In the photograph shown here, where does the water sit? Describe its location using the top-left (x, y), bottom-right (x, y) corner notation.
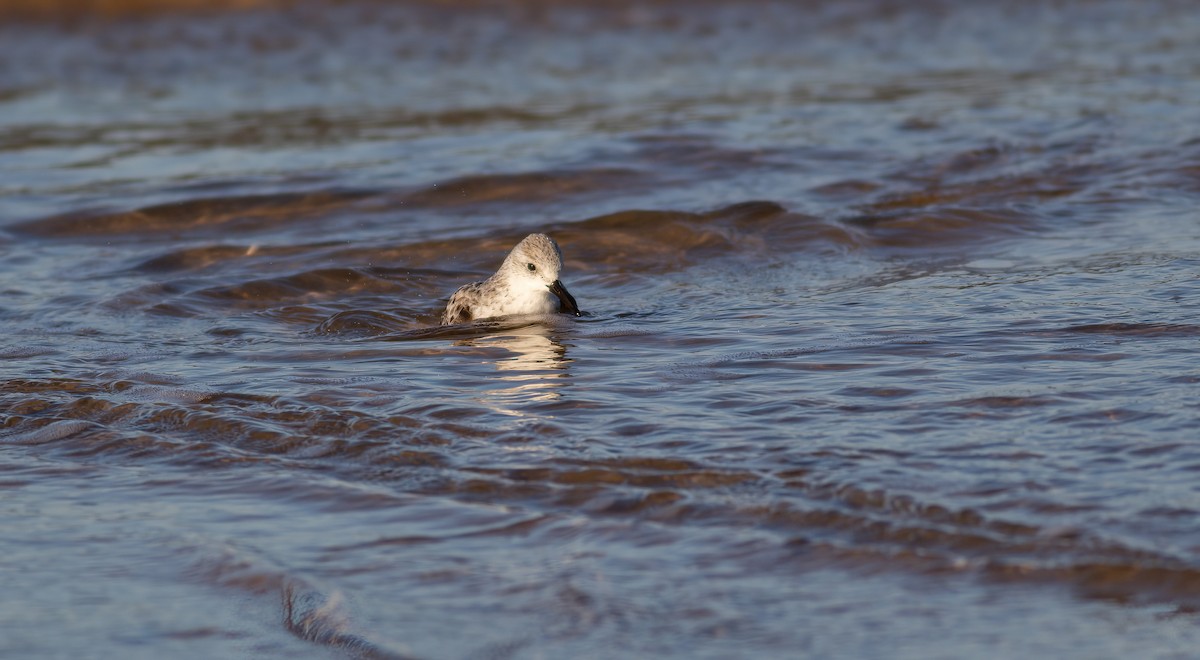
top-left (2, 1), bottom-right (1200, 657)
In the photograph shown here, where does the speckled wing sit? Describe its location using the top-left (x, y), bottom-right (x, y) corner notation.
top-left (441, 281), bottom-right (483, 325)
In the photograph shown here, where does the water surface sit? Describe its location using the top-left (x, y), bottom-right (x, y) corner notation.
top-left (2, 1), bottom-right (1200, 657)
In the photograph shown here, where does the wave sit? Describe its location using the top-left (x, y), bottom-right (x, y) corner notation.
top-left (6, 372), bottom-right (1200, 610)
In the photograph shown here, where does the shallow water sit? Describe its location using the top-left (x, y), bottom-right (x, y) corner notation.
top-left (2, 1), bottom-right (1200, 657)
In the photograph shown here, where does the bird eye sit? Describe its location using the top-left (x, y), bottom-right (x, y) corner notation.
top-left (527, 263), bottom-right (536, 272)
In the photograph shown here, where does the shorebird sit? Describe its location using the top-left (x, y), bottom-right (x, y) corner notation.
top-left (441, 233), bottom-right (581, 325)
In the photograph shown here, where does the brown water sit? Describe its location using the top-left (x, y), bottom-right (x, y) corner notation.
top-left (3, 1), bottom-right (1200, 657)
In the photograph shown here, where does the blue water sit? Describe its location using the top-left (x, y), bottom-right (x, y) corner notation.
top-left (2, 1), bottom-right (1200, 658)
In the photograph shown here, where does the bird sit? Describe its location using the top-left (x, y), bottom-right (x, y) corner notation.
top-left (441, 233), bottom-right (581, 325)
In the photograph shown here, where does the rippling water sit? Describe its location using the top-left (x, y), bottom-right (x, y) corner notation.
top-left (3, 1), bottom-right (1200, 657)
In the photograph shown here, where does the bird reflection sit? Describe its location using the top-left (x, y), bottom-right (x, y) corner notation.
top-left (456, 322), bottom-right (570, 414)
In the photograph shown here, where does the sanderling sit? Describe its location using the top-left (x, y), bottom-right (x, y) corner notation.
top-left (441, 233), bottom-right (581, 325)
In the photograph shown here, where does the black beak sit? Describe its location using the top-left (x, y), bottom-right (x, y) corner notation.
top-left (548, 279), bottom-right (581, 316)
